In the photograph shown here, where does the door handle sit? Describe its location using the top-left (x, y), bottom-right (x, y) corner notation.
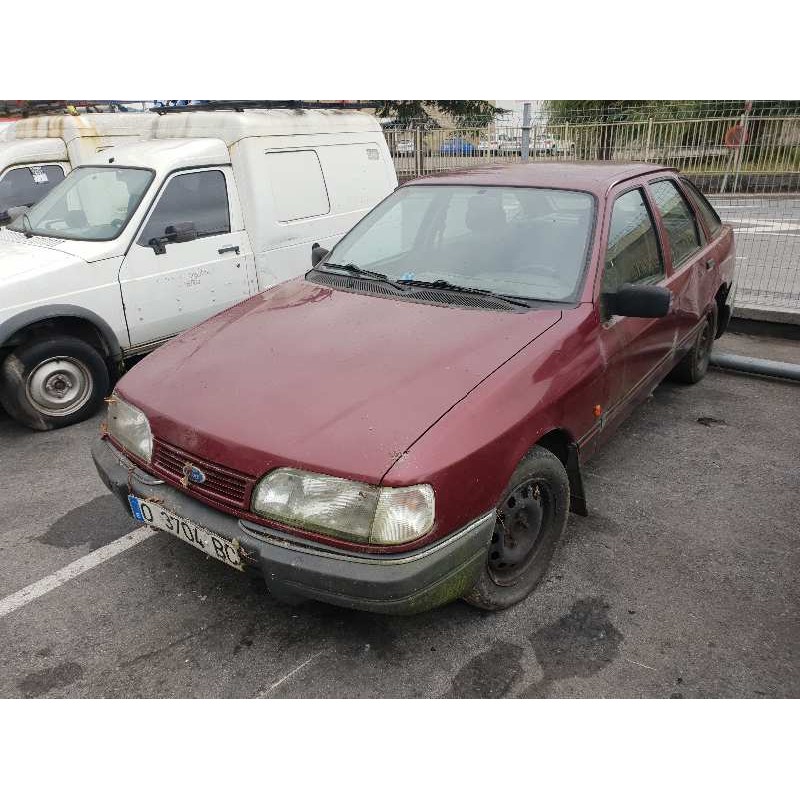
top-left (705, 258), bottom-right (716, 270)
top-left (218, 245), bottom-right (240, 255)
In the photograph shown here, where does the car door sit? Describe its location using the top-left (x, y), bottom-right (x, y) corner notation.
top-left (595, 185), bottom-right (674, 442)
top-left (645, 177), bottom-right (710, 352)
top-left (118, 167), bottom-right (252, 348)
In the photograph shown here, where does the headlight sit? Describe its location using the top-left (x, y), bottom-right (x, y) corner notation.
top-left (107, 394), bottom-right (153, 463)
top-left (251, 468), bottom-right (434, 546)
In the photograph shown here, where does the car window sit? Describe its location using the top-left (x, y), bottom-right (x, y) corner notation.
top-left (680, 179), bottom-right (723, 238)
top-left (602, 189), bottom-right (664, 316)
top-left (0, 164), bottom-right (65, 213)
top-left (329, 189), bottom-right (437, 267)
top-left (138, 170), bottom-right (230, 245)
top-left (650, 179), bottom-right (703, 266)
top-left (8, 166), bottom-right (152, 241)
top-left (326, 185), bottom-right (595, 302)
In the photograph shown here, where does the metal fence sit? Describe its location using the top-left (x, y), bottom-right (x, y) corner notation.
top-left (385, 108), bottom-right (800, 319)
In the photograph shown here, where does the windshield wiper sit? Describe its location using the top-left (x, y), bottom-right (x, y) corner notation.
top-left (21, 212), bottom-right (35, 238)
top-left (321, 262), bottom-right (405, 290)
top-left (396, 278), bottom-right (532, 309)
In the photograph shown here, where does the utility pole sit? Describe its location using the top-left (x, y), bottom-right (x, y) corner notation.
top-left (521, 102), bottom-right (531, 163)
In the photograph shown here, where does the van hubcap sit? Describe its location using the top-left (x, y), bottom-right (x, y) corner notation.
top-left (26, 358), bottom-right (93, 416)
top-left (488, 479), bottom-right (553, 585)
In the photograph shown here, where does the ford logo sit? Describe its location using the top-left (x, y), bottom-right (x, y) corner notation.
top-left (183, 464), bottom-right (206, 485)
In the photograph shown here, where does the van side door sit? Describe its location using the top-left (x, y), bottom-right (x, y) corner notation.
top-left (118, 167), bottom-right (255, 348)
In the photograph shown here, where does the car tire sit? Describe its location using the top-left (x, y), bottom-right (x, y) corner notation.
top-left (669, 310), bottom-right (717, 385)
top-left (463, 445), bottom-right (570, 611)
top-left (0, 335), bottom-right (110, 431)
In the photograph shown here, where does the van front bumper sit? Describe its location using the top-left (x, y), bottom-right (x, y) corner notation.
top-left (91, 438), bottom-right (495, 615)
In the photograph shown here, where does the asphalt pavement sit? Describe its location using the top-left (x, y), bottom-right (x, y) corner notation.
top-left (0, 332), bottom-right (798, 698)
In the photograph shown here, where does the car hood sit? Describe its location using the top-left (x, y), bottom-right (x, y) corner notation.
top-left (119, 279), bottom-right (561, 483)
top-left (0, 235), bottom-right (86, 287)
top-left (0, 227), bottom-right (124, 267)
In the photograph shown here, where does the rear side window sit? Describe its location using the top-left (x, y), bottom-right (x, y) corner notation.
top-left (680, 179), bottom-right (723, 238)
top-left (0, 164), bottom-right (65, 212)
top-left (264, 150), bottom-right (330, 222)
top-left (603, 188), bottom-right (664, 306)
top-left (650, 180), bottom-right (702, 266)
top-left (138, 170), bottom-right (230, 244)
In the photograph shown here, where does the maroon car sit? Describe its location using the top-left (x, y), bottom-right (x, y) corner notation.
top-left (93, 162), bottom-right (735, 613)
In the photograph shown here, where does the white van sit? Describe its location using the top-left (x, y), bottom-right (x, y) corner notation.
top-left (0, 113), bottom-right (157, 225)
top-left (0, 109), bottom-right (397, 430)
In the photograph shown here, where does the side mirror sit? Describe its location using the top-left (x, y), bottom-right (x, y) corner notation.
top-left (604, 283), bottom-right (671, 318)
top-left (1, 206), bottom-right (26, 224)
top-left (311, 242), bottom-right (329, 267)
top-left (148, 222), bottom-right (197, 254)
top-left (165, 222), bottom-right (197, 243)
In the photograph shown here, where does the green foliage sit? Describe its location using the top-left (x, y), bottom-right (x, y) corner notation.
top-left (374, 100), bottom-right (507, 126)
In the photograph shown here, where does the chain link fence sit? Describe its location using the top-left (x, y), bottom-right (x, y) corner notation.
top-left (385, 105), bottom-right (800, 320)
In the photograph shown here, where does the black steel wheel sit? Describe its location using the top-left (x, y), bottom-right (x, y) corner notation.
top-left (464, 445), bottom-right (570, 611)
top-left (670, 310), bottom-right (717, 384)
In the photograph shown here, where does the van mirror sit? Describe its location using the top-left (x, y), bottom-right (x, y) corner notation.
top-left (311, 243), bottom-right (329, 267)
top-left (1, 206), bottom-right (26, 224)
top-left (604, 283), bottom-right (671, 318)
top-left (148, 222), bottom-right (198, 254)
top-left (165, 222), bottom-right (198, 244)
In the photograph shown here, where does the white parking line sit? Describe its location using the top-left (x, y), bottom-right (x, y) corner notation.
top-left (258, 651), bottom-right (326, 697)
top-left (0, 526), bottom-right (155, 619)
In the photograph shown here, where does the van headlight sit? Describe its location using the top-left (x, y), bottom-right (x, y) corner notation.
top-left (251, 468), bottom-right (434, 545)
top-left (107, 394), bottom-right (153, 463)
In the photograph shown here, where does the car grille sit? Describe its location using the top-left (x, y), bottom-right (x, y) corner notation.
top-left (152, 439), bottom-right (252, 510)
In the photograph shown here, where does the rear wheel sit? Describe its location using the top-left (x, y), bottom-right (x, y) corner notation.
top-left (463, 446), bottom-right (569, 611)
top-left (670, 311), bottom-right (716, 384)
top-left (0, 336), bottom-right (110, 430)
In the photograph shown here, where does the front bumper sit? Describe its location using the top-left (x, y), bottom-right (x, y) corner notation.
top-left (92, 438), bottom-right (495, 615)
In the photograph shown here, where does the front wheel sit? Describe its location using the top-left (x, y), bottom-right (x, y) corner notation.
top-left (463, 446), bottom-right (570, 611)
top-left (0, 336), bottom-right (110, 431)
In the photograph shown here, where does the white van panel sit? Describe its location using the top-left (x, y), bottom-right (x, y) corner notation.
top-left (264, 150), bottom-right (331, 221)
top-left (231, 132), bottom-right (396, 289)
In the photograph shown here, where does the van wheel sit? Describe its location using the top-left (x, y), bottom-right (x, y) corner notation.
top-left (463, 446), bottom-right (569, 611)
top-left (670, 311), bottom-right (716, 385)
top-left (0, 336), bottom-right (109, 431)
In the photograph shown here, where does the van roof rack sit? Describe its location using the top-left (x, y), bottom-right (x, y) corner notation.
top-left (149, 101), bottom-right (378, 115)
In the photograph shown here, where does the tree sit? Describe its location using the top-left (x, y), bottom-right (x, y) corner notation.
top-left (373, 100), bottom-right (506, 127)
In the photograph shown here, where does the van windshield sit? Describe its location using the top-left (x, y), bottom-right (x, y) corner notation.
top-left (8, 166), bottom-right (153, 241)
top-left (323, 185), bottom-right (595, 303)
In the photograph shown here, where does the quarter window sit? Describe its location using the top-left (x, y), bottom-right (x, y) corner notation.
top-left (138, 170), bottom-right (230, 245)
top-left (0, 164), bottom-right (65, 213)
top-left (602, 189), bottom-right (664, 313)
top-left (650, 180), bottom-right (702, 266)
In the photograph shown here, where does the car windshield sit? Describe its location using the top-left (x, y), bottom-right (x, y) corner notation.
top-left (8, 166), bottom-right (153, 241)
top-left (323, 185), bottom-right (595, 302)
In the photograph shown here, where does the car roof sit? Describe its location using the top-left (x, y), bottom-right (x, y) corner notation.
top-left (403, 161), bottom-right (675, 194)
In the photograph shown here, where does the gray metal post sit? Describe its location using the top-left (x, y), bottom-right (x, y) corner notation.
top-left (521, 102), bottom-right (531, 163)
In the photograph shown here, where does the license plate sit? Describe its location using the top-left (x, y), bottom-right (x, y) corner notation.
top-left (128, 495), bottom-right (244, 571)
